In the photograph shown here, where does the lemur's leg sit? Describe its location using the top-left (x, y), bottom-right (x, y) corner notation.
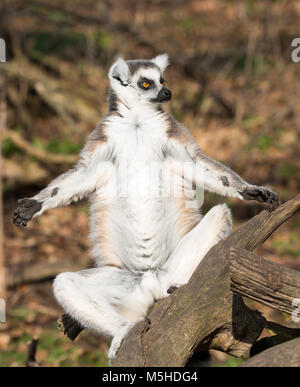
top-left (53, 266), bottom-right (156, 363)
top-left (159, 204), bottom-right (232, 294)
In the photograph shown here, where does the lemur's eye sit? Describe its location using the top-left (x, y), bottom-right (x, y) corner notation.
top-left (160, 79), bottom-right (166, 86)
top-left (143, 82), bottom-right (150, 88)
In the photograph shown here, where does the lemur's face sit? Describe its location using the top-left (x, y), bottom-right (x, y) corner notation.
top-left (108, 54), bottom-right (171, 107)
top-left (130, 65), bottom-right (171, 104)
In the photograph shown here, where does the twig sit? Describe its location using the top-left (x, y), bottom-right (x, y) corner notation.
top-left (4, 129), bottom-right (77, 164)
top-left (26, 337), bottom-right (40, 367)
top-left (7, 260), bottom-right (89, 289)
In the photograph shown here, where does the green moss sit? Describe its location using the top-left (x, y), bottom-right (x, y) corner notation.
top-left (0, 350), bottom-right (27, 367)
top-left (46, 139), bottom-right (81, 155)
top-left (272, 233), bottom-right (300, 258)
top-left (256, 134), bottom-right (273, 151)
top-left (215, 355), bottom-right (244, 367)
top-left (2, 138), bottom-right (23, 157)
top-left (278, 163), bottom-right (299, 178)
top-left (10, 307), bottom-right (37, 322)
top-left (32, 137), bottom-right (81, 154)
top-left (180, 17), bottom-right (194, 34)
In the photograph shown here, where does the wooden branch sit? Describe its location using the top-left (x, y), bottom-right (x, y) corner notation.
top-left (7, 260), bottom-right (89, 289)
top-left (241, 337), bottom-right (300, 367)
top-left (4, 129), bottom-right (77, 164)
top-left (230, 247), bottom-right (300, 316)
top-left (113, 194), bottom-right (300, 366)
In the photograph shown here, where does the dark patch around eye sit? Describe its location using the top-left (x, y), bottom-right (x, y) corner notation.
top-left (138, 77), bottom-right (155, 90)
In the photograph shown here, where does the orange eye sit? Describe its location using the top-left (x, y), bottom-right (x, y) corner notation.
top-left (143, 82), bottom-right (150, 88)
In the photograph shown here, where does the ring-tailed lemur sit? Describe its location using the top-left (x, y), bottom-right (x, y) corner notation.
top-left (13, 54), bottom-right (280, 363)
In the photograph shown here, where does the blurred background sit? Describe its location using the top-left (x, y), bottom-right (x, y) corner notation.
top-left (0, 0), bottom-right (299, 367)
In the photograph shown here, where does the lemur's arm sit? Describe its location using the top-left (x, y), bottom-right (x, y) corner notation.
top-left (13, 125), bottom-right (112, 227)
top-left (166, 117), bottom-right (280, 209)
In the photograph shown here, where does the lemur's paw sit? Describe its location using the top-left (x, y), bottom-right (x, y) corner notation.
top-left (241, 186), bottom-right (280, 211)
top-left (57, 313), bottom-right (84, 341)
top-left (12, 198), bottom-right (42, 227)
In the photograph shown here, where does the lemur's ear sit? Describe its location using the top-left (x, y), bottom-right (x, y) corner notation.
top-left (152, 54), bottom-right (169, 73)
top-left (109, 58), bottom-right (131, 86)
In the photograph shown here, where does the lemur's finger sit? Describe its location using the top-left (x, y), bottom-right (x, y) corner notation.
top-left (264, 190), bottom-right (280, 211)
top-left (13, 209), bottom-right (20, 217)
top-left (13, 217), bottom-right (22, 226)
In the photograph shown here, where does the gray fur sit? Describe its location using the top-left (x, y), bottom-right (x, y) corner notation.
top-left (126, 60), bottom-right (159, 75)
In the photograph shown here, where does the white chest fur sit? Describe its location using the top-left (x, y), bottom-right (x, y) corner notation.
top-left (89, 107), bottom-right (200, 271)
top-left (108, 107), bottom-right (168, 161)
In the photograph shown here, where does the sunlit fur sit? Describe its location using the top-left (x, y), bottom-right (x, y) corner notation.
top-left (29, 54), bottom-right (262, 363)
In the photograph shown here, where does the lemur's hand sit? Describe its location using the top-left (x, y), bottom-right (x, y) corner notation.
top-left (12, 198), bottom-right (42, 227)
top-left (240, 186), bottom-right (280, 211)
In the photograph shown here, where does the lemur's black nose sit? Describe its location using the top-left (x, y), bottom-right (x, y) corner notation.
top-left (157, 87), bottom-right (172, 102)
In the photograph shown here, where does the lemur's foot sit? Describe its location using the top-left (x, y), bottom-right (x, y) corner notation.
top-left (241, 186), bottom-right (280, 211)
top-left (58, 314), bottom-right (84, 341)
top-left (167, 285), bottom-right (178, 294)
top-left (12, 198), bottom-right (42, 227)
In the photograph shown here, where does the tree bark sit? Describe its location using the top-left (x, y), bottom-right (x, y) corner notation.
top-left (241, 337), bottom-right (300, 367)
top-left (0, 77), bottom-right (6, 300)
top-left (230, 247), bottom-right (300, 316)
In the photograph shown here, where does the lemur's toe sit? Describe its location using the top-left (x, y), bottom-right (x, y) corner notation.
top-left (167, 285), bottom-right (178, 294)
top-left (265, 191), bottom-right (281, 211)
